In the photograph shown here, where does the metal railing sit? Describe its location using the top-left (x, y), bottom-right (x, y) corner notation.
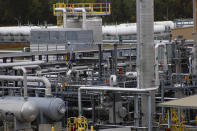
top-left (53, 3), bottom-right (111, 16)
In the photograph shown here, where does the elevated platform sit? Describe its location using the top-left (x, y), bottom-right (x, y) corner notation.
top-left (0, 44), bottom-right (136, 59)
top-left (53, 3), bottom-right (111, 16)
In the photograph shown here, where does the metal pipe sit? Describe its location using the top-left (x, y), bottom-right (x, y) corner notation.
top-left (0, 75), bottom-right (51, 96)
top-left (12, 66), bottom-right (28, 100)
top-left (102, 21), bottom-right (174, 36)
top-left (55, 8), bottom-right (67, 28)
top-left (0, 61), bottom-right (44, 68)
top-left (112, 93), bottom-right (116, 124)
top-left (78, 86), bottom-right (159, 116)
top-left (136, 0), bottom-right (140, 90)
top-left (147, 94), bottom-right (152, 131)
top-left (21, 65), bottom-right (41, 70)
top-left (0, 86), bottom-right (45, 90)
top-left (98, 44), bottom-right (102, 80)
top-left (193, 0), bottom-right (197, 74)
top-left (12, 65), bottom-right (42, 99)
top-left (167, 108), bottom-right (171, 128)
top-left (134, 95), bottom-right (139, 129)
top-left (72, 66), bottom-right (89, 70)
top-left (40, 67), bottom-right (67, 74)
top-left (49, 67), bottom-right (67, 72)
top-left (91, 95), bottom-right (95, 124)
top-left (74, 8), bottom-right (86, 29)
top-left (103, 40), bottom-right (137, 43)
top-left (171, 73), bottom-right (190, 80)
top-left (103, 39), bottom-right (193, 44)
top-left (155, 42), bottom-right (167, 86)
top-left (114, 44), bottom-right (117, 76)
top-left (79, 86), bottom-right (158, 92)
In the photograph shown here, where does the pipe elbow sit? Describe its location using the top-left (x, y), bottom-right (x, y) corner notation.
top-left (82, 9), bottom-right (86, 13)
top-left (55, 8), bottom-right (66, 13)
top-left (74, 8), bottom-right (86, 13)
top-left (41, 77), bottom-right (52, 96)
top-left (13, 66), bottom-right (27, 74)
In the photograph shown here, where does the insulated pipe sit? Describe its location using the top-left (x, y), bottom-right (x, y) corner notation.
top-left (12, 65), bottom-right (42, 99)
top-left (98, 44), bottom-right (102, 80)
top-left (0, 26), bottom-right (59, 36)
top-left (114, 44), bottom-right (117, 76)
top-left (155, 42), bottom-right (167, 86)
top-left (0, 75), bottom-right (51, 96)
top-left (40, 67), bottom-right (67, 74)
top-left (65, 66), bottom-right (89, 76)
top-left (55, 8), bottom-right (67, 28)
top-left (1, 86), bottom-right (45, 90)
top-left (49, 67), bottom-right (67, 72)
top-left (103, 40), bottom-right (137, 43)
top-left (21, 65), bottom-right (41, 70)
top-left (27, 65), bottom-right (42, 75)
top-left (78, 86), bottom-right (159, 116)
top-left (193, 0), bottom-right (197, 74)
top-left (12, 66), bottom-right (28, 100)
top-left (102, 25), bottom-right (166, 36)
top-left (0, 61), bottom-right (44, 68)
top-left (0, 21), bottom-right (175, 36)
top-left (18, 65), bottom-right (42, 75)
top-left (72, 66), bottom-right (89, 71)
top-left (74, 8), bottom-right (86, 29)
top-left (66, 69), bottom-right (72, 76)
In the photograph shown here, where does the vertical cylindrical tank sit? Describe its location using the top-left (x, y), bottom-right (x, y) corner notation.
top-left (137, 0), bottom-right (155, 89)
top-left (193, 0), bottom-right (197, 74)
top-left (136, 0), bottom-right (155, 129)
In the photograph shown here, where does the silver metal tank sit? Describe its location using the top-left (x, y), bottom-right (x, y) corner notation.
top-left (0, 99), bottom-right (38, 122)
top-left (30, 97), bottom-right (66, 121)
top-left (136, 0), bottom-right (155, 129)
top-left (5, 97), bottom-right (66, 121)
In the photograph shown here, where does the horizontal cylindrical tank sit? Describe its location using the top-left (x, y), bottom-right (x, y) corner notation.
top-left (0, 21), bottom-right (174, 36)
top-left (0, 99), bottom-right (38, 122)
top-left (30, 97), bottom-right (66, 121)
top-left (102, 21), bottom-right (175, 36)
top-left (0, 26), bottom-right (59, 35)
top-left (5, 97), bottom-right (66, 121)
top-left (102, 25), bottom-right (166, 36)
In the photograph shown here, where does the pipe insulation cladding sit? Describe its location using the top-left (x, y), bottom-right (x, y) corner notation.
top-left (136, 0), bottom-right (155, 130)
top-left (0, 75), bottom-right (51, 96)
top-left (0, 99), bottom-right (38, 122)
top-left (102, 21), bottom-right (174, 36)
top-left (0, 21), bottom-right (174, 36)
top-left (0, 61), bottom-right (44, 68)
top-left (103, 25), bottom-right (165, 36)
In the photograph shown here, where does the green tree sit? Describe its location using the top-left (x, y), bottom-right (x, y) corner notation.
top-left (0, 0), bottom-right (194, 26)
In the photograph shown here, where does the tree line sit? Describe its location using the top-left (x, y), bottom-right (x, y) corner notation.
top-left (0, 0), bottom-right (193, 26)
